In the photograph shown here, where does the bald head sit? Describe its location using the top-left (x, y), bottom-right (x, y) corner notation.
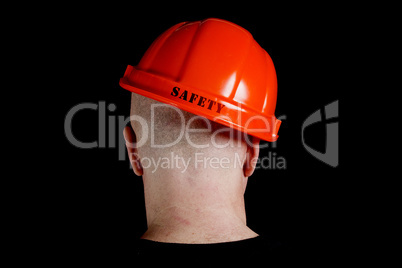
top-left (131, 93), bottom-right (248, 153)
top-left (124, 92), bottom-right (260, 184)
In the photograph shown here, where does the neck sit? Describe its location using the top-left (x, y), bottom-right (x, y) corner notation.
top-left (140, 168), bottom-right (258, 244)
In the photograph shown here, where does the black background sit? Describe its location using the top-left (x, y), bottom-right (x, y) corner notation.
top-left (55, 5), bottom-right (350, 263)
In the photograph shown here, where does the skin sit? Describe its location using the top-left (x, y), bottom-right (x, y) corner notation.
top-left (123, 93), bottom-right (260, 244)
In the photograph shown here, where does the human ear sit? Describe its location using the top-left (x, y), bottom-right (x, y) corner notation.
top-left (123, 126), bottom-right (143, 176)
top-left (243, 135), bottom-right (260, 178)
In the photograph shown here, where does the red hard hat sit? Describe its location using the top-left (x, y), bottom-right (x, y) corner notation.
top-left (120, 18), bottom-right (281, 141)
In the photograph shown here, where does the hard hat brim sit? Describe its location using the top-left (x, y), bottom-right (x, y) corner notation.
top-left (120, 65), bottom-right (281, 142)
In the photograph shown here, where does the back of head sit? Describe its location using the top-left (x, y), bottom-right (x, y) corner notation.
top-left (130, 93), bottom-right (249, 180)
